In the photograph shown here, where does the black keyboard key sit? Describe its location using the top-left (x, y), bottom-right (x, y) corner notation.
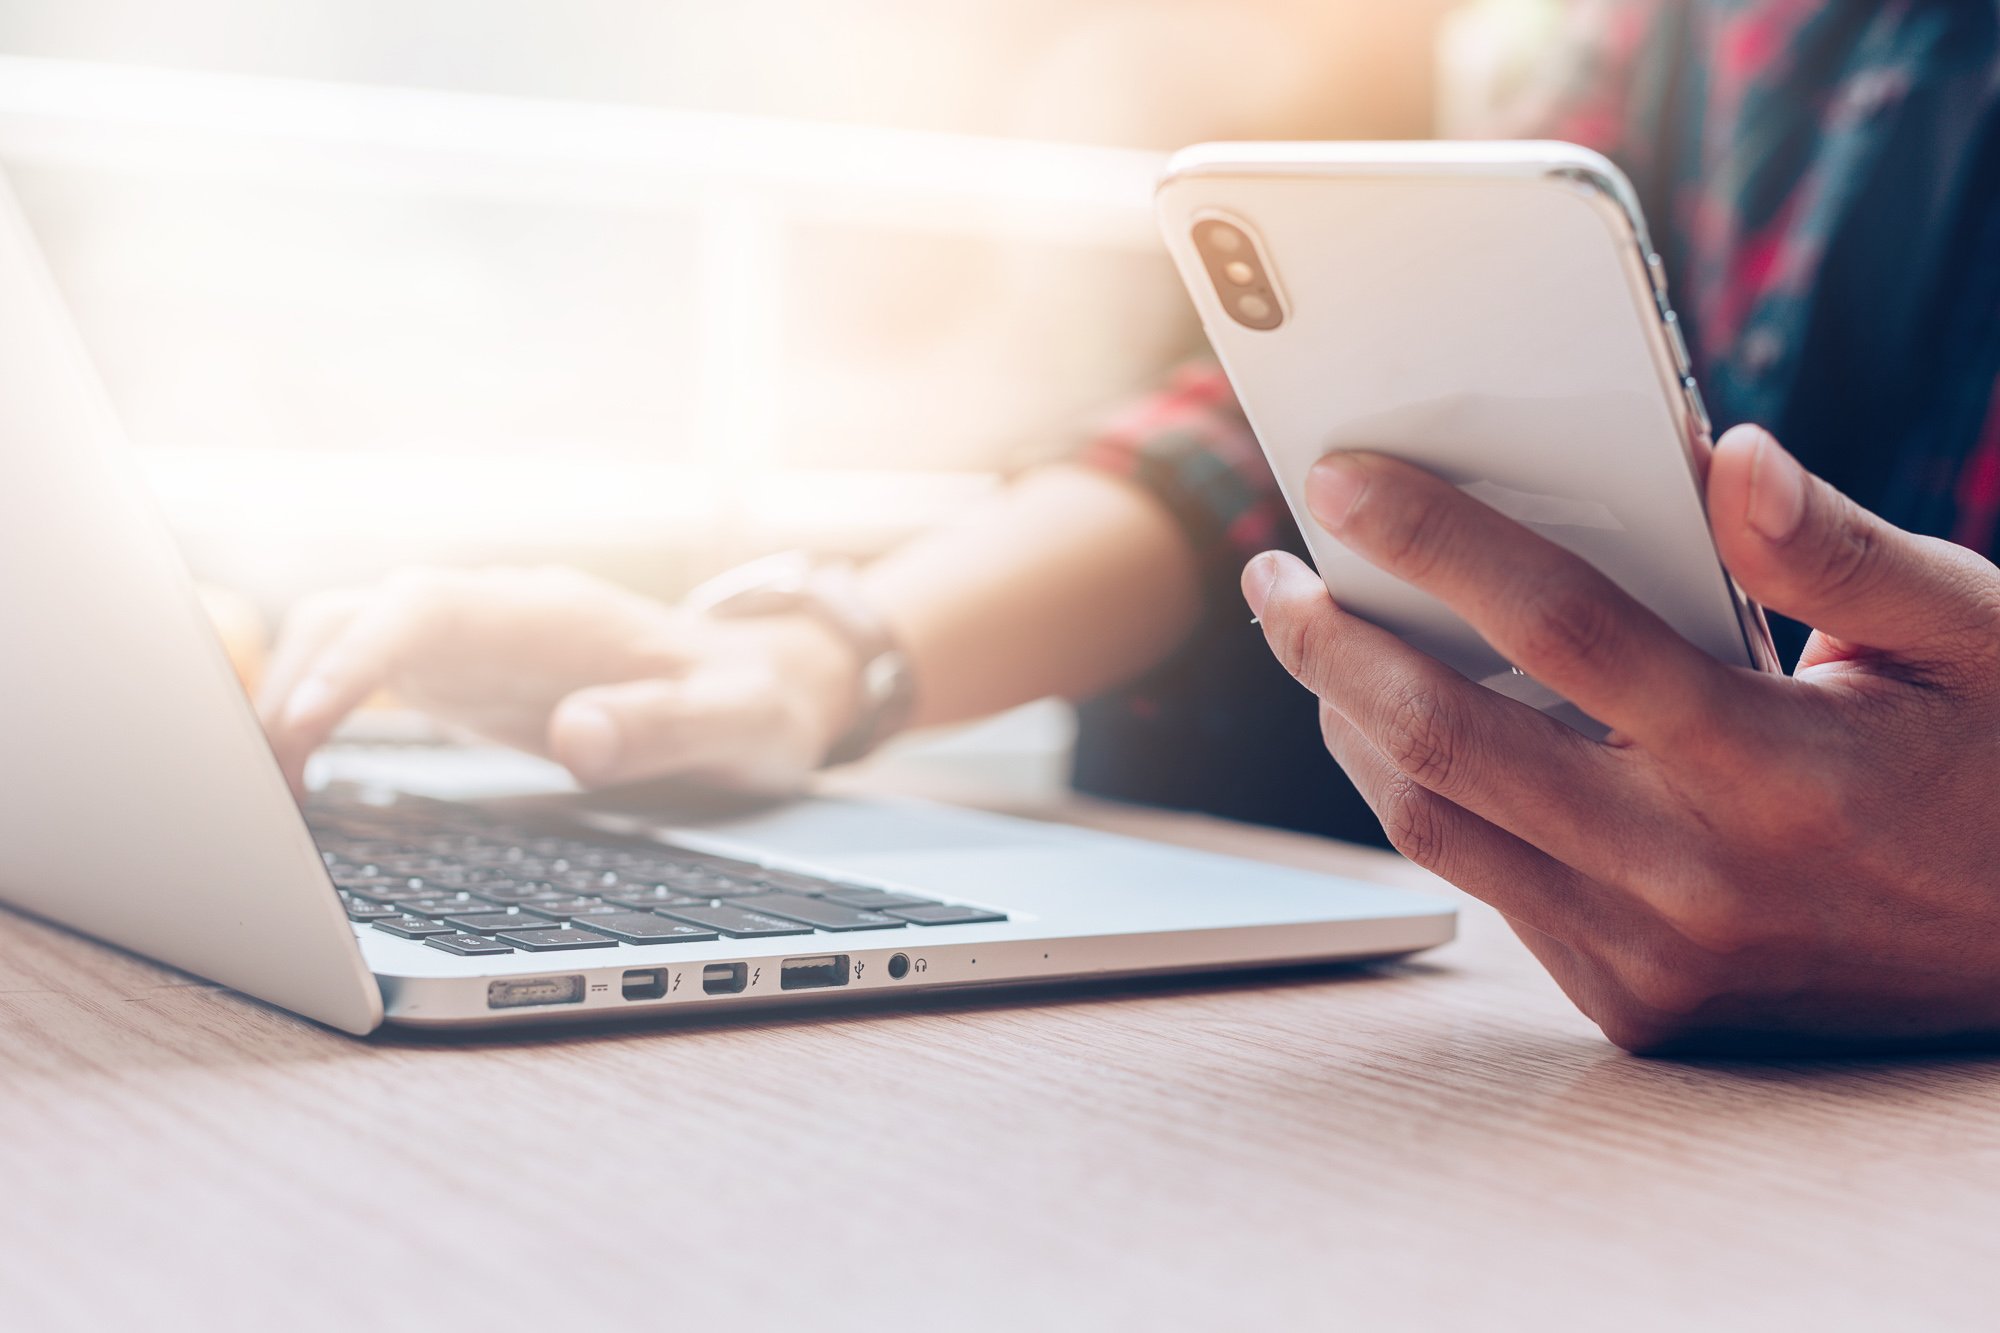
top-left (817, 887), bottom-right (938, 911)
top-left (544, 869), bottom-right (624, 893)
top-left (601, 859), bottom-right (695, 882)
top-left (654, 903), bottom-right (814, 938)
top-left (424, 933), bottom-right (516, 956)
top-left (601, 888), bottom-right (709, 911)
top-left (442, 911), bottom-right (552, 934)
top-left (465, 882), bottom-right (567, 904)
top-left (518, 896), bottom-right (622, 922)
top-left (493, 926), bottom-right (620, 952)
top-left (656, 870), bottom-right (768, 897)
top-left (599, 851), bottom-right (670, 869)
top-left (580, 913), bottom-right (723, 945)
top-left (329, 868), bottom-right (404, 890)
top-left (344, 900), bottom-right (402, 921)
top-left (340, 880), bottom-right (434, 903)
top-left (459, 851), bottom-right (530, 872)
top-left (887, 904), bottom-right (1009, 926)
top-left (399, 894), bottom-right (498, 918)
top-left (372, 915), bottom-right (460, 939)
top-left (372, 856), bottom-right (454, 876)
top-left (730, 893), bottom-right (904, 932)
top-left (417, 866), bottom-right (510, 890)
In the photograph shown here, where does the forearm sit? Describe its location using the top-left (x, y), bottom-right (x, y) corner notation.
top-left (861, 463), bottom-right (1205, 730)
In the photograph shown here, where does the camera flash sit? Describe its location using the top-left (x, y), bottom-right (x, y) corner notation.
top-left (1223, 260), bottom-right (1255, 285)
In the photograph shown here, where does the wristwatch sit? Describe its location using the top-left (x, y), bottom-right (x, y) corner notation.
top-left (684, 551), bottom-right (917, 767)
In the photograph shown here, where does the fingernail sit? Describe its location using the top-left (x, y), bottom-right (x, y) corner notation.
top-left (556, 703), bottom-right (620, 783)
top-left (281, 677), bottom-right (332, 731)
top-left (1242, 552), bottom-right (1281, 618)
top-left (1746, 431), bottom-right (1807, 543)
top-left (1305, 457), bottom-right (1366, 533)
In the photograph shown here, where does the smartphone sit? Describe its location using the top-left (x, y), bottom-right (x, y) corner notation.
top-left (1156, 141), bottom-right (1781, 735)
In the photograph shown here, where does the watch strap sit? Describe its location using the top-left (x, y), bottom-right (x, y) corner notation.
top-left (687, 553), bottom-right (916, 767)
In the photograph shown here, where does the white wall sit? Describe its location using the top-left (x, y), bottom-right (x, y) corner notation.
top-left (0, 1), bottom-right (1453, 605)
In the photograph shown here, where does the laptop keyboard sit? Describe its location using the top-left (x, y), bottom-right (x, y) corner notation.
top-left (307, 799), bottom-right (1007, 957)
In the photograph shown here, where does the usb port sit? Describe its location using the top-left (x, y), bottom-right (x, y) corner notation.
top-left (702, 962), bottom-right (748, 995)
top-left (779, 954), bottom-right (849, 990)
top-left (621, 968), bottom-right (668, 1001)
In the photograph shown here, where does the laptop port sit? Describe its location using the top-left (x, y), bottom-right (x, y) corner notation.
top-left (487, 975), bottom-right (585, 1009)
top-left (621, 968), bottom-right (668, 1001)
top-left (779, 954), bottom-right (849, 990)
top-left (702, 962), bottom-right (748, 995)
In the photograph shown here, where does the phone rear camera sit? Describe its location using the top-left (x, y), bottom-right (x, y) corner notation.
top-left (1192, 218), bottom-right (1282, 331)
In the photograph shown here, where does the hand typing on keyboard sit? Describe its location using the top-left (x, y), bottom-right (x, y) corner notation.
top-left (257, 566), bottom-right (861, 797)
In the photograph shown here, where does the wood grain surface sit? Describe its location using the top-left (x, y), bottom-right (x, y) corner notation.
top-left (3, 783), bottom-right (1996, 1332)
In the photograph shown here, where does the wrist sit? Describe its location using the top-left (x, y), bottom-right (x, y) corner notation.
top-left (685, 553), bottom-right (917, 767)
top-left (736, 614), bottom-right (867, 761)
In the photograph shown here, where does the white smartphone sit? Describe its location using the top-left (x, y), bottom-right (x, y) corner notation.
top-left (1155, 141), bottom-right (1781, 735)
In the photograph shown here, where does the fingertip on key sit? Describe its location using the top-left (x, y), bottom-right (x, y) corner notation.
top-left (279, 676), bottom-right (334, 733)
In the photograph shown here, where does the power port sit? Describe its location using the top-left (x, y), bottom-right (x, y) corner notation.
top-left (487, 975), bottom-right (584, 1009)
top-left (702, 962), bottom-right (748, 995)
top-left (887, 953), bottom-right (911, 980)
top-left (621, 968), bottom-right (668, 1001)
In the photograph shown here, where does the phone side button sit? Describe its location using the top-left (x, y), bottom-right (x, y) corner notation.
top-left (1646, 251), bottom-right (1671, 304)
top-left (1682, 376), bottom-right (1713, 436)
top-left (1662, 308), bottom-right (1693, 376)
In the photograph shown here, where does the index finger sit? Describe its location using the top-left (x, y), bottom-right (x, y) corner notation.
top-left (1304, 452), bottom-right (1733, 747)
top-left (256, 588), bottom-right (362, 728)
top-left (263, 582), bottom-right (446, 786)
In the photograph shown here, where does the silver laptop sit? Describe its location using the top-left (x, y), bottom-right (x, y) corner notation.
top-left (0, 168), bottom-right (1452, 1035)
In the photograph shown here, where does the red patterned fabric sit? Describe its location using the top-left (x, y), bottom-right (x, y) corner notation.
top-left (1082, 1), bottom-right (2000, 575)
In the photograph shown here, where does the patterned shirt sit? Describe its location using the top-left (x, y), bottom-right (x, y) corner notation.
top-left (1072, 0), bottom-right (2000, 840)
top-left (1085, 0), bottom-right (2000, 576)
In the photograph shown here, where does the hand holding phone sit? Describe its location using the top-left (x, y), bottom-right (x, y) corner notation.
top-left (1178, 143), bottom-right (2000, 1053)
top-left (1156, 141), bottom-right (1780, 734)
top-left (1243, 420), bottom-right (2000, 1053)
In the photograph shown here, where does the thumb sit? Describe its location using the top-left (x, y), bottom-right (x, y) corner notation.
top-left (1708, 424), bottom-right (1995, 657)
top-left (547, 674), bottom-right (792, 789)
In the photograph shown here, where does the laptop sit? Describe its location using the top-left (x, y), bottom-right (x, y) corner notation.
top-left (0, 167), bottom-right (1453, 1035)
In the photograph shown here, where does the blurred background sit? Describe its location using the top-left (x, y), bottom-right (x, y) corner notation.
top-left (0, 0), bottom-right (1557, 789)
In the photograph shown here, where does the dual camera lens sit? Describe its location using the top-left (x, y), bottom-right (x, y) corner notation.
top-left (1191, 219), bottom-right (1282, 330)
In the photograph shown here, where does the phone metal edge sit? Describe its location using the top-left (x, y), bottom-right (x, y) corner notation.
top-left (1546, 163), bottom-right (1784, 676)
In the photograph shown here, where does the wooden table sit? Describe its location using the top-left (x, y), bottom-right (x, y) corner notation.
top-left (3, 780), bottom-right (1996, 1331)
